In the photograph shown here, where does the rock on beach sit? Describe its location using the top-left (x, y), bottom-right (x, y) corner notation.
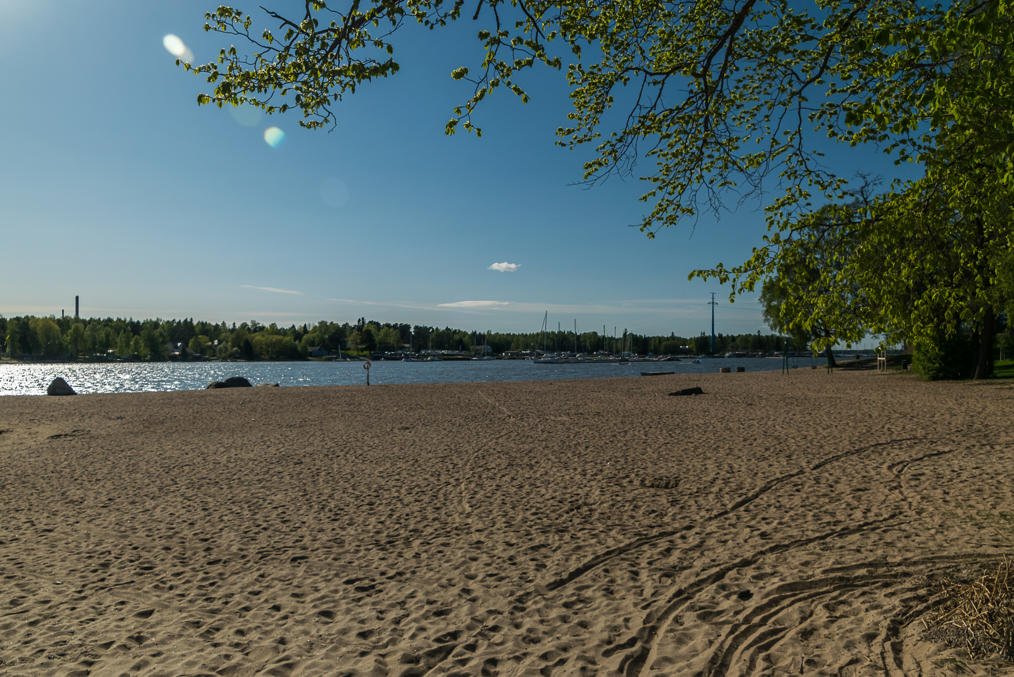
top-left (46, 377), bottom-right (76, 396)
top-left (206, 376), bottom-right (253, 389)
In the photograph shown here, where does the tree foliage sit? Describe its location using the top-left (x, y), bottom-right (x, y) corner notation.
top-left (187, 2), bottom-right (1001, 221)
top-left (1, 314), bottom-right (788, 361)
top-left (30, 318), bottom-right (63, 358)
top-left (186, 0), bottom-right (1014, 376)
top-left (759, 203), bottom-right (871, 357)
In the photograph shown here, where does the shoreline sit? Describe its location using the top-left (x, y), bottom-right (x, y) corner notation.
top-left (2, 370), bottom-right (1012, 674)
top-left (0, 358), bottom-right (825, 397)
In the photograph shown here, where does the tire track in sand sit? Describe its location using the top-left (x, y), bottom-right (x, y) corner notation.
top-left (627, 444), bottom-right (966, 676)
top-left (541, 437), bottom-right (927, 597)
top-left (413, 436), bottom-right (930, 676)
top-left (617, 515), bottom-right (901, 676)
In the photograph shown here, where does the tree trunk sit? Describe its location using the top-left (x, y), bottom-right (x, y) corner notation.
top-left (824, 345), bottom-right (837, 368)
top-left (971, 216), bottom-right (995, 380)
top-left (973, 308), bottom-right (995, 379)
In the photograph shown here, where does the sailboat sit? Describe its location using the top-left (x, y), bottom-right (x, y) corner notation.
top-left (532, 311), bottom-right (566, 363)
top-left (473, 332), bottom-right (494, 360)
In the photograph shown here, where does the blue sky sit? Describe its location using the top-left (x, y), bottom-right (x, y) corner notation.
top-left (1, 2), bottom-right (906, 338)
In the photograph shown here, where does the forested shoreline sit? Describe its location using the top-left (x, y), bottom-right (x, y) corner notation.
top-left (0, 315), bottom-right (790, 362)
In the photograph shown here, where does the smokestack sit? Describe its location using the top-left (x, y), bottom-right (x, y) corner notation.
top-left (75, 296), bottom-right (79, 320)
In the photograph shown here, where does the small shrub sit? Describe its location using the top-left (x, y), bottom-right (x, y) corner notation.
top-left (913, 332), bottom-right (976, 380)
top-left (993, 360), bottom-right (1014, 380)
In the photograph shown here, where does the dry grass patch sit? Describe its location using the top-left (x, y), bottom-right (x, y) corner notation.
top-left (928, 557), bottom-right (1014, 661)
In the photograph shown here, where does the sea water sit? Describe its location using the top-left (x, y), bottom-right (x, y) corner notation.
top-left (0, 356), bottom-right (820, 396)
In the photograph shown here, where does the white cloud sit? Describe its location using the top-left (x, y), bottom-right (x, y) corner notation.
top-left (241, 284), bottom-right (303, 296)
top-left (438, 300), bottom-right (511, 309)
top-left (488, 261), bottom-right (520, 273)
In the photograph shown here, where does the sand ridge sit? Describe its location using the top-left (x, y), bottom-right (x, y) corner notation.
top-left (1, 369), bottom-right (1014, 675)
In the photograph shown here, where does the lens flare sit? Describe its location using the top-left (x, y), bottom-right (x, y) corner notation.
top-left (228, 104), bottom-right (262, 127)
top-left (263, 127), bottom-right (286, 148)
top-left (162, 34), bottom-right (185, 55)
top-left (162, 34), bottom-right (194, 64)
top-left (320, 177), bottom-right (350, 207)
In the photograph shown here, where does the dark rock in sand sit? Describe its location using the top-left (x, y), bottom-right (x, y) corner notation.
top-left (206, 377), bottom-right (253, 389)
top-left (47, 378), bottom-right (77, 396)
top-left (256, 382), bottom-right (280, 387)
top-left (669, 386), bottom-right (705, 397)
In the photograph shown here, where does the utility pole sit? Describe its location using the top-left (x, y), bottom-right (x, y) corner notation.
top-left (709, 293), bottom-right (718, 355)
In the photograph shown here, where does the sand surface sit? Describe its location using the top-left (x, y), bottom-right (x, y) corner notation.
top-left (2, 369), bottom-right (1014, 676)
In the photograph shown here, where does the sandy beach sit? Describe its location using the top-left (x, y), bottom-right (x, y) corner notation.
top-left (1, 369), bottom-right (1013, 675)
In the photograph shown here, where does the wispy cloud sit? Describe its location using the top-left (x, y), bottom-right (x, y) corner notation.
top-left (228, 311), bottom-right (315, 319)
top-left (327, 298), bottom-right (436, 311)
top-left (241, 284), bottom-right (303, 296)
top-left (488, 261), bottom-right (520, 273)
top-left (438, 300), bottom-right (511, 309)
top-left (432, 298), bottom-right (764, 318)
top-left (315, 296), bottom-right (763, 320)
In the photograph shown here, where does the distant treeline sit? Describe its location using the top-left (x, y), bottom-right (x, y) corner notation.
top-left (0, 315), bottom-right (791, 361)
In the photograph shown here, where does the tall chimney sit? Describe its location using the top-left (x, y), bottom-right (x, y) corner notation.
top-left (75, 296), bottom-right (79, 320)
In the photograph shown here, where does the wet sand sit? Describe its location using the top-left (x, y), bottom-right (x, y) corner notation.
top-left (1, 369), bottom-right (1013, 675)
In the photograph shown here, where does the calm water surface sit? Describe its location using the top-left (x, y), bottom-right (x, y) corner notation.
top-left (0, 357), bottom-right (820, 396)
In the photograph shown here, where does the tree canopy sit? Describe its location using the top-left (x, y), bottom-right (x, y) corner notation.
top-left (759, 202), bottom-right (871, 366)
top-left (716, 1), bottom-right (1014, 376)
top-left (1, 314), bottom-right (787, 361)
top-left (185, 0), bottom-right (1014, 377)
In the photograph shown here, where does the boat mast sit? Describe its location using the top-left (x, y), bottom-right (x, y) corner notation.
top-left (709, 292), bottom-right (718, 355)
top-left (541, 311), bottom-right (548, 355)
